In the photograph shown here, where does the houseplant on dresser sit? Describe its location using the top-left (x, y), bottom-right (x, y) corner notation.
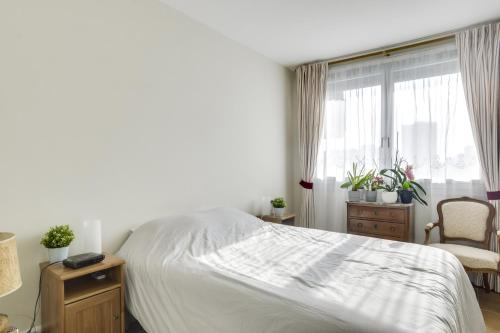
top-left (379, 171), bottom-right (399, 203)
top-left (40, 224), bottom-right (75, 263)
top-left (365, 174), bottom-right (383, 202)
top-left (380, 155), bottom-right (428, 205)
top-left (340, 163), bottom-right (374, 202)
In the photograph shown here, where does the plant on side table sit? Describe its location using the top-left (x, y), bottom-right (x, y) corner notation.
top-left (270, 197), bottom-right (287, 217)
top-left (341, 163), bottom-right (374, 202)
top-left (40, 224), bottom-right (75, 263)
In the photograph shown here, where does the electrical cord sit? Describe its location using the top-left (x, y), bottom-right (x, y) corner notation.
top-left (26, 261), bottom-right (61, 333)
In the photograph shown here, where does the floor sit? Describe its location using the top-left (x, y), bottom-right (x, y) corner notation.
top-left (478, 288), bottom-right (500, 333)
top-left (125, 289), bottom-right (500, 333)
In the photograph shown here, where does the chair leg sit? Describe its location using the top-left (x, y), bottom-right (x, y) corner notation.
top-left (483, 273), bottom-right (490, 293)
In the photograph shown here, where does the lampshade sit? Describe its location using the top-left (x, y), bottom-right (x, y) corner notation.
top-left (0, 233), bottom-right (22, 298)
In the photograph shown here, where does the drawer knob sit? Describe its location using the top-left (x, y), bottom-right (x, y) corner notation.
top-left (390, 227), bottom-right (396, 232)
top-left (357, 223), bottom-right (363, 228)
top-left (374, 224), bottom-right (378, 229)
top-left (114, 314), bottom-right (120, 321)
top-left (373, 211), bottom-right (378, 215)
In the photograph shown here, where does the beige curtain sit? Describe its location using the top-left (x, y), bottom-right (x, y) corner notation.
top-left (456, 22), bottom-right (500, 291)
top-left (297, 62), bottom-right (328, 228)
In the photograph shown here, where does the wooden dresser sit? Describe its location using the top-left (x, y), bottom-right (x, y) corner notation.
top-left (347, 202), bottom-right (414, 242)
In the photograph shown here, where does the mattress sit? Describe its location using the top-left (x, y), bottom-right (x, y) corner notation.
top-left (117, 208), bottom-right (484, 333)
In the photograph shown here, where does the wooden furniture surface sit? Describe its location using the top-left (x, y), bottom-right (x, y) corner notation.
top-left (260, 213), bottom-right (295, 226)
top-left (40, 254), bottom-right (125, 333)
top-left (347, 202), bottom-right (414, 242)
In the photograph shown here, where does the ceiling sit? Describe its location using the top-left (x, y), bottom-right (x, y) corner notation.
top-left (160, 0), bottom-right (500, 67)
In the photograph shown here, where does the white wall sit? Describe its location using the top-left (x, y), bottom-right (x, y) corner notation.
top-left (0, 0), bottom-right (294, 328)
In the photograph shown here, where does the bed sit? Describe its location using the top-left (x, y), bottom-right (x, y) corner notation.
top-left (117, 207), bottom-right (485, 333)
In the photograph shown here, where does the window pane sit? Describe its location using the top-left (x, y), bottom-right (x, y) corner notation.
top-left (319, 43), bottom-right (481, 183)
top-left (318, 84), bottom-right (382, 179)
top-left (392, 73), bottom-right (480, 182)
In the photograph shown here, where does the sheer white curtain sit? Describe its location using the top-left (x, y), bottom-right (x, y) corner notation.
top-left (315, 43), bottom-right (485, 242)
top-left (315, 61), bottom-right (383, 232)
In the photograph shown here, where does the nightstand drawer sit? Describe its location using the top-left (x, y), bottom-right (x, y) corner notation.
top-left (348, 219), bottom-right (405, 238)
top-left (348, 206), bottom-right (405, 223)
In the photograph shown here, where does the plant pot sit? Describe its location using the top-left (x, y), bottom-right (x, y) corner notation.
top-left (358, 189), bottom-right (366, 201)
top-left (48, 246), bottom-right (69, 263)
top-left (273, 207), bottom-right (285, 217)
top-left (365, 191), bottom-right (377, 202)
top-left (381, 191), bottom-right (398, 204)
top-left (348, 191), bottom-right (361, 202)
top-left (399, 190), bottom-right (413, 204)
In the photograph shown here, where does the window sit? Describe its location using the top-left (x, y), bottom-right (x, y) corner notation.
top-left (317, 42), bottom-right (480, 182)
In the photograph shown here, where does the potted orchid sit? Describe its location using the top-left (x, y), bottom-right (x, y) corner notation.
top-left (399, 165), bottom-right (415, 204)
top-left (380, 154), bottom-right (428, 205)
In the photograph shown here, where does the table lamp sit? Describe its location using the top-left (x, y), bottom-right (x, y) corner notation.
top-left (0, 233), bottom-right (22, 333)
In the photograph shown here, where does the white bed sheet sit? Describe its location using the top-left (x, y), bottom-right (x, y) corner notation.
top-left (117, 208), bottom-right (484, 333)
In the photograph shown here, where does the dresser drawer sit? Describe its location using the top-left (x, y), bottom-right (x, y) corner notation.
top-left (348, 206), bottom-right (405, 223)
top-left (348, 219), bottom-right (405, 238)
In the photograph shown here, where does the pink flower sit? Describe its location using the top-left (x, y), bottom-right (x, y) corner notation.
top-left (404, 165), bottom-right (415, 181)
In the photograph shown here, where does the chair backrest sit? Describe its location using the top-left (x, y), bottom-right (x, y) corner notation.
top-left (437, 197), bottom-right (495, 249)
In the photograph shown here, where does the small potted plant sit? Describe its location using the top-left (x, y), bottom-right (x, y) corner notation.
top-left (270, 197), bottom-right (287, 217)
top-left (379, 172), bottom-right (399, 203)
top-left (340, 163), bottom-right (374, 202)
top-left (380, 154), bottom-right (428, 205)
top-left (398, 164), bottom-right (427, 205)
top-left (41, 225), bottom-right (75, 263)
top-left (366, 175), bottom-right (383, 202)
top-left (399, 181), bottom-right (413, 203)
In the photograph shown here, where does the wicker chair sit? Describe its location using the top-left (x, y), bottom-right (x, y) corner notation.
top-left (424, 197), bottom-right (499, 292)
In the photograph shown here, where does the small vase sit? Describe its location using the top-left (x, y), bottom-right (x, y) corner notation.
top-left (48, 247), bottom-right (69, 263)
top-left (399, 190), bottom-right (413, 204)
top-left (381, 191), bottom-right (398, 204)
top-left (365, 191), bottom-right (377, 202)
top-left (348, 191), bottom-right (361, 202)
top-left (273, 207), bottom-right (285, 217)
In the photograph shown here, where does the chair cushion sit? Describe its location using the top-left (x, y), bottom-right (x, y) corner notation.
top-left (441, 201), bottom-right (490, 241)
top-left (430, 243), bottom-right (499, 270)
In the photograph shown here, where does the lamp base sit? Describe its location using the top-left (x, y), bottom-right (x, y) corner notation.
top-left (0, 313), bottom-right (8, 333)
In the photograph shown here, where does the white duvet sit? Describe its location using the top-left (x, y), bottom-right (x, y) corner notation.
top-left (117, 208), bottom-right (484, 333)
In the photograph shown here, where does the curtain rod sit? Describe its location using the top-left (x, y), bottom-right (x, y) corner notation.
top-left (299, 18), bottom-right (500, 68)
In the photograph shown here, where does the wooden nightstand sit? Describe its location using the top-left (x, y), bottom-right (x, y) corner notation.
top-left (40, 254), bottom-right (125, 333)
top-left (260, 213), bottom-right (296, 226)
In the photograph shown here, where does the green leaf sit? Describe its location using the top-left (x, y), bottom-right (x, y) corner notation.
top-left (411, 190), bottom-right (428, 206)
top-left (410, 181), bottom-right (427, 195)
top-left (340, 181), bottom-right (351, 189)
